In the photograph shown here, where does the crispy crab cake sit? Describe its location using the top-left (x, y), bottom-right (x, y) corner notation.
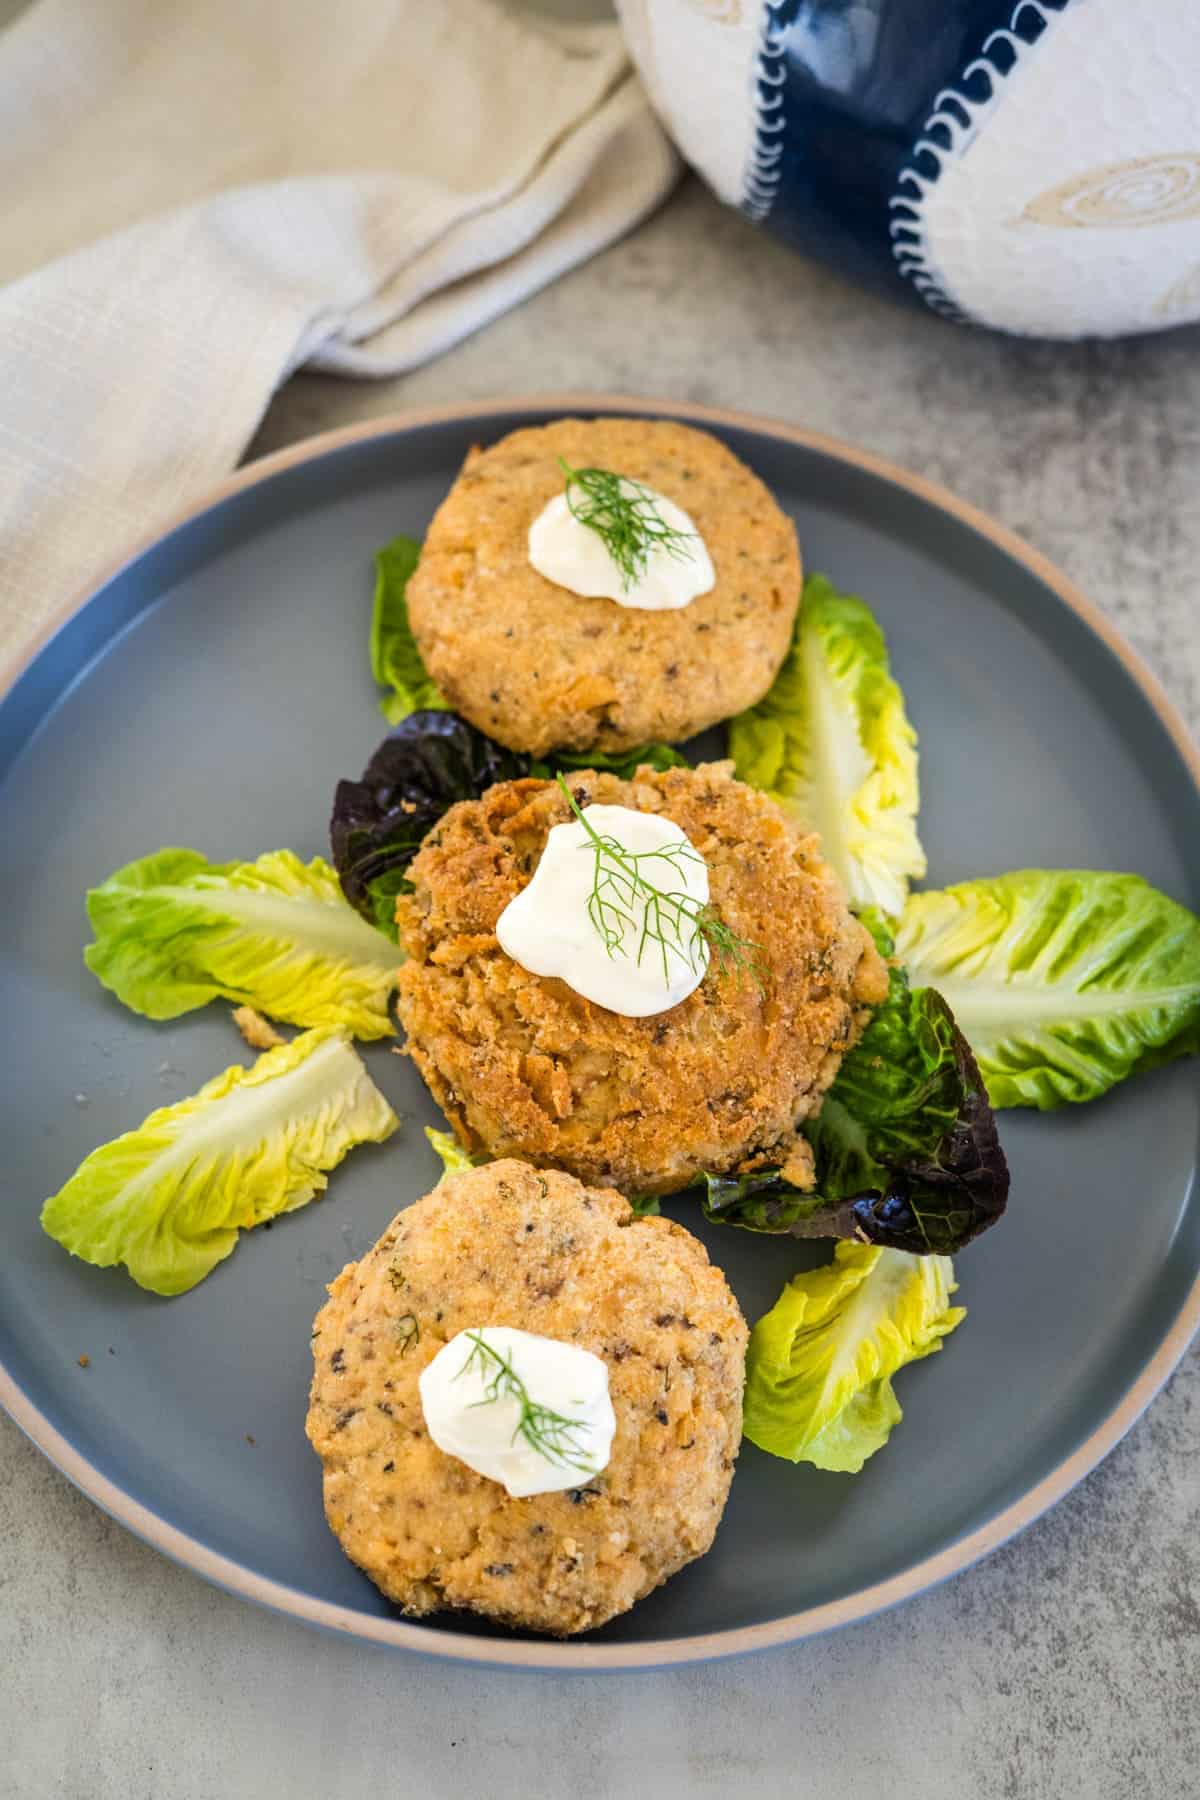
top-left (306, 1160), bottom-right (748, 1636)
top-left (404, 417), bottom-right (801, 755)
top-left (395, 762), bottom-right (888, 1198)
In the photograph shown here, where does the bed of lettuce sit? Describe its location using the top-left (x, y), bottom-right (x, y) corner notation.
top-left (43, 528), bottom-right (1200, 1481)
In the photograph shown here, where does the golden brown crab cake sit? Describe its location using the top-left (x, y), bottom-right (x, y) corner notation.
top-left (394, 762), bottom-right (888, 1197)
top-left (306, 1160), bottom-right (748, 1636)
top-left (404, 417), bottom-right (801, 755)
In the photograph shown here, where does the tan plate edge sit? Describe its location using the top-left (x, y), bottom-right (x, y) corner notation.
top-left (1, 392), bottom-right (1198, 1671)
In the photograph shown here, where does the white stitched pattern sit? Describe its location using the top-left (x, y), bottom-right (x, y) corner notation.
top-left (887, 1), bottom-right (1067, 320)
top-left (742, 6), bottom-right (792, 220)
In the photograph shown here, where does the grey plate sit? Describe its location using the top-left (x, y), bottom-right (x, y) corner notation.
top-left (1, 398), bottom-right (1197, 1672)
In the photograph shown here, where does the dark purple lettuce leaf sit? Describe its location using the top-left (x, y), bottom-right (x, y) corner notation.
top-left (330, 713), bottom-right (526, 940)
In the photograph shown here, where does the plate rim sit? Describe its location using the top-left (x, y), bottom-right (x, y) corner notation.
top-left (2, 392), bottom-right (1197, 1672)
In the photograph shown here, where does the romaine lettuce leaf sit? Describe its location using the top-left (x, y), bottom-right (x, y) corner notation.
top-left (729, 574), bottom-right (926, 915)
top-left (703, 916), bottom-right (1009, 1253)
top-left (41, 1028), bottom-right (399, 1295)
top-left (86, 848), bottom-right (400, 1039)
top-left (425, 1125), bottom-right (484, 1181)
top-left (743, 1242), bottom-right (964, 1470)
top-left (330, 712), bottom-right (689, 940)
top-left (894, 871), bottom-right (1200, 1109)
top-left (371, 534), bottom-right (446, 725)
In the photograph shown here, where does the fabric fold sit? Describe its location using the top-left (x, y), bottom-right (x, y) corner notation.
top-left (0, 0), bottom-right (679, 645)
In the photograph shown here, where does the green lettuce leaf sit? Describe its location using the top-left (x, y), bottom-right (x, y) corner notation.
top-left (894, 871), bottom-right (1200, 1109)
top-left (365, 868), bottom-right (414, 941)
top-left (424, 1126), bottom-right (485, 1181)
top-left (729, 573), bottom-right (926, 915)
top-left (371, 534), bottom-right (446, 725)
top-left (86, 848), bottom-right (401, 1040)
top-left (703, 914), bottom-right (1009, 1254)
top-left (41, 1028), bottom-right (399, 1295)
top-left (743, 1242), bottom-right (965, 1470)
top-left (537, 743), bottom-right (689, 780)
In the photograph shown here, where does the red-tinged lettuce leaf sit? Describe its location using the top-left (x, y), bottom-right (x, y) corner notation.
top-left (330, 712), bottom-right (526, 940)
top-left (703, 923), bottom-right (1009, 1255)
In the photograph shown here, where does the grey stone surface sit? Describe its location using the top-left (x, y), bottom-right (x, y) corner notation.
top-left (2, 173), bottom-right (1198, 1799)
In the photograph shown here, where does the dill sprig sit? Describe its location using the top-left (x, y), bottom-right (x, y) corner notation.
top-left (458, 1331), bottom-right (598, 1476)
top-left (558, 457), bottom-right (696, 592)
top-left (556, 775), bottom-right (763, 990)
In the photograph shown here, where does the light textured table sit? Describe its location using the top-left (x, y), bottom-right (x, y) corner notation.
top-left (3, 171), bottom-right (1198, 1800)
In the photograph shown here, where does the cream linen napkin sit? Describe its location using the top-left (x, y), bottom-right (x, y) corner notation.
top-left (0, 0), bottom-right (679, 651)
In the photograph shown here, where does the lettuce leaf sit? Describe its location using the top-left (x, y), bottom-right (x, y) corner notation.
top-left (331, 713), bottom-right (528, 938)
top-left (425, 1125), bottom-right (484, 1181)
top-left (330, 712), bottom-right (688, 940)
top-left (729, 574), bottom-right (925, 915)
top-left (704, 917), bottom-right (1008, 1253)
top-left (371, 534), bottom-right (446, 725)
top-left (86, 848), bottom-right (400, 1040)
top-left (894, 871), bottom-right (1200, 1109)
top-left (41, 1028), bottom-right (399, 1295)
top-left (537, 743), bottom-right (689, 779)
top-left (743, 1243), bottom-right (964, 1470)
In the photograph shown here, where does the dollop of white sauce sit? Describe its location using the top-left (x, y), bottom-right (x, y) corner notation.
top-left (527, 482), bottom-right (715, 610)
top-left (496, 803), bottom-right (710, 1018)
top-left (418, 1326), bottom-right (616, 1499)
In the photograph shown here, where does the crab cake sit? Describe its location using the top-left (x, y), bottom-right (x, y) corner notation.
top-left (395, 762), bottom-right (888, 1197)
top-left (405, 418), bottom-right (801, 755)
top-left (306, 1160), bottom-right (748, 1636)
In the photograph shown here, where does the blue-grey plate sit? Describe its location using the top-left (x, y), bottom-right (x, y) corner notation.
top-left (1, 397), bottom-right (1197, 1671)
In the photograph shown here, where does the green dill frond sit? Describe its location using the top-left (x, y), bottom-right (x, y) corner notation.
top-left (558, 458), bottom-right (696, 592)
top-left (555, 775), bottom-right (763, 991)
top-left (457, 1332), bottom-right (598, 1475)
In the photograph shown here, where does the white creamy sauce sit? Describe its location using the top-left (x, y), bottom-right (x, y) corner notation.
top-left (496, 803), bottom-right (710, 1018)
top-left (418, 1325), bottom-right (616, 1499)
top-left (527, 483), bottom-right (714, 610)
